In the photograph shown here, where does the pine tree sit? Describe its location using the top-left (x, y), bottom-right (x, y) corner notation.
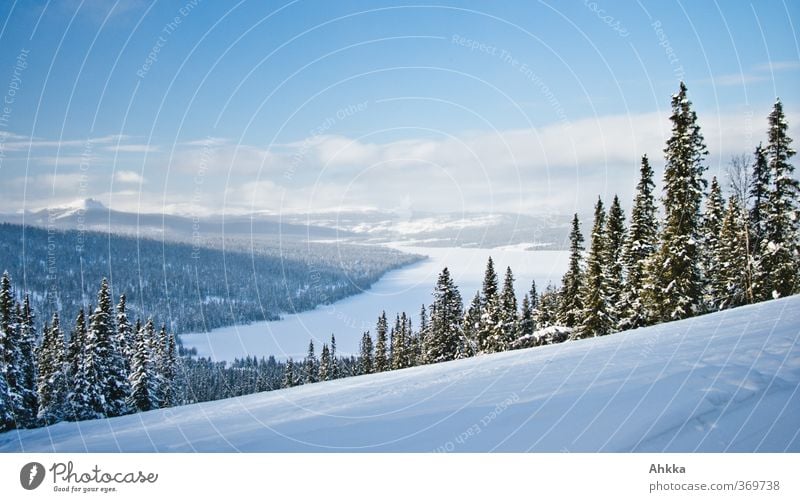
top-left (128, 320), bottom-right (158, 412)
top-left (427, 267), bottom-right (464, 361)
top-left (318, 344), bottom-right (332, 381)
top-left (392, 313), bottom-right (411, 369)
top-left (557, 214), bottom-right (584, 327)
top-left (156, 325), bottom-right (177, 408)
top-left (619, 155), bottom-right (658, 330)
top-left (0, 272), bottom-right (23, 428)
top-left (462, 292), bottom-right (481, 353)
top-left (0, 362), bottom-right (12, 431)
top-left (499, 267), bottom-right (519, 345)
top-left (749, 144), bottom-right (770, 250)
top-left (330, 334), bottom-right (339, 379)
top-left (86, 279), bottom-right (130, 417)
top-left (755, 99), bottom-right (799, 299)
top-left (713, 196), bottom-right (750, 309)
top-left (476, 258), bottom-right (504, 353)
top-left (417, 305), bottom-right (429, 365)
top-left (519, 294), bottom-right (534, 339)
top-left (16, 295), bottom-right (38, 427)
top-left (647, 82), bottom-right (709, 321)
top-left (603, 195), bottom-right (626, 329)
top-left (374, 312), bottom-right (389, 372)
top-left (281, 358), bottom-right (297, 388)
top-left (116, 295), bottom-right (134, 372)
top-left (36, 313), bottom-right (68, 425)
top-left (359, 331), bottom-right (374, 375)
top-left (67, 308), bottom-right (101, 421)
top-left (701, 177), bottom-right (726, 309)
top-left (575, 198), bottom-right (612, 339)
top-left (303, 340), bottom-right (317, 384)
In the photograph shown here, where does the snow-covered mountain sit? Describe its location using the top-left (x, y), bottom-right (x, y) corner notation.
top-left (2, 295), bottom-right (797, 453)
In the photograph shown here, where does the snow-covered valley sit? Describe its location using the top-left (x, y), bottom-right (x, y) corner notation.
top-left (3, 295), bottom-right (797, 453)
top-left (180, 245), bottom-right (569, 361)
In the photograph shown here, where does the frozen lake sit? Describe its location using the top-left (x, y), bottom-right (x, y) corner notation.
top-left (180, 245), bottom-right (569, 361)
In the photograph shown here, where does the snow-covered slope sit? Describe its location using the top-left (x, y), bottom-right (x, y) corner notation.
top-left (2, 296), bottom-right (798, 452)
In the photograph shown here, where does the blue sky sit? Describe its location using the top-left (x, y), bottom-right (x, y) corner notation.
top-left (0, 0), bottom-right (798, 216)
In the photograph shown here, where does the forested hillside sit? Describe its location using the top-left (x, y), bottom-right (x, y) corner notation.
top-left (0, 223), bottom-right (421, 333)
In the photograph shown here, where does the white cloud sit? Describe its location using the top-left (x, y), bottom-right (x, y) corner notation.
top-left (114, 170), bottom-right (145, 184)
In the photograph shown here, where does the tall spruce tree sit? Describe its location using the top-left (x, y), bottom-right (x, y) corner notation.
top-left (304, 340), bottom-right (317, 384)
top-left (88, 279), bottom-right (130, 417)
top-left (499, 267), bottom-right (519, 344)
top-left (330, 334), bottom-right (339, 379)
top-left (427, 267), bottom-right (464, 361)
top-left (575, 198), bottom-right (612, 339)
top-left (116, 295), bottom-right (134, 372)
top-left (603, 195), bottom-right (626, 330)
top-left (318, 344), bottom-right (332, 381)
top-left (67, 308), bottom-right (100, 421)
top-left (647, 82), bottom-right (708, 321)
top-left (749, 144), bottom-right (770, 250)
top-left (557, 214), bottom-right (584, 327)
top-left (16, 295), bottom-right (38, 427)
top-left (519, 294), bottom-right (534, 339)
top-left (701, 177), bottom-right (726, 308)
top-left (755, 99), bottom-right (799, 299)
top-left (36, 313), bottom-right (68, 425)
top-left (374, 312), bottom-right (389, 372)
top-left (157, 325), bottom-right (177, 408)
top-left (128, 319), bottom-right (158, 412)
top-left (359, 331), bottom-right (374, 375)
top-left (619, 155), bottom-right (658, 330)
top-left (476, 258), bottom-right (504, 353)
top-left (0, 361), bottom-right (12, 431)
top-left (0, 272), bottom-right (24, 428)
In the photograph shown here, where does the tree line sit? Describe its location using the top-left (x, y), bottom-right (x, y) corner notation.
top-left (0, 274), bottom-right (181, 431)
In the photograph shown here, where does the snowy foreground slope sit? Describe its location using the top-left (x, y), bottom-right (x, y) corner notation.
top-left (2, 296), bottom-right (799, 452)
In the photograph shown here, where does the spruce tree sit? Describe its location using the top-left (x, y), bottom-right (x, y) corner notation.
top-left (462, 292), bottom-right (482, 352)
top-left (575, 198), bottom-right (612, 339)
top-left (281, 358), bottom-right (297, 388)
top-left (157, 325), bottom-right (177, 408)
top-left (392, 312), bottom-right (411, 369)
top-left (374, 312), bottom-right (389, 372)
top-left (714, 196), bottom-right (750, 309)
top-left (603, 195), bottom-right (626, 329)
top-left (499, 267), bottom-right (519, 344)
top-left (116, 295), bottom-right (134, 372)
top-left (87, 279), bottom-right (130, 417)
top-left (67, 308), bottom-right (100, 420)
top-left (557, 214), bottom-right (584, 327)
top-left (359, 331), bottom-right (374, 375)
top-left (701, 177), bottom-right (726, 308)
top-left (128, 320), bottom-right (158, 412)
top-left (0, 272), bottom-right (23, 428)
top-left (749, 144), bottom-right (770, 249)
top-left (304, 340), bottom-right (317, 384)
top-left (318, 344), bottom-right (331, 381)
top-left (647, 82), bottom-right (709, 321)
top-left (519, 294), bottom-right (534, 339)
top-left (16, 295), bottom-right (38, 427)
top-left (36, 313), bottom-right (68, 425)
top-left (330, 334), bottom-right (339, 379)
top-left (755, 99), bottom-right (799, 299)
top-left (619, 155), bottom-right (658, 330)
top-left (476, 258), bottom-right (504, 353)
top-left (428, 267), bottom-right (464, 361)
top-left (0, 362), bottom-right (12, 431)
